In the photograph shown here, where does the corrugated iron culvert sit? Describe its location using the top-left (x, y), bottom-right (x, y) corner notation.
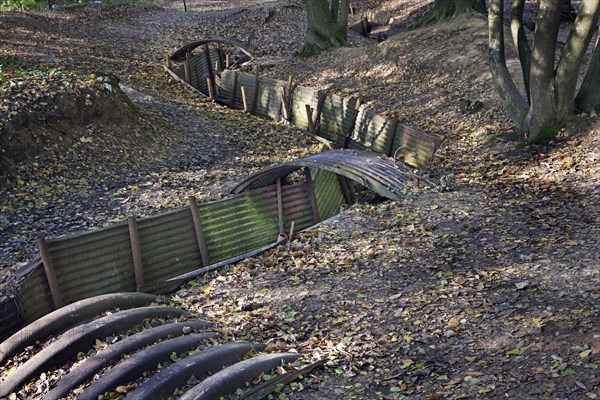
top-left (0, 293), bottom-right (313, 399)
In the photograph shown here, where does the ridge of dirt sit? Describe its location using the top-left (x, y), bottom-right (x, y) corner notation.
top-left (0, 1), bottom-right (598, 399)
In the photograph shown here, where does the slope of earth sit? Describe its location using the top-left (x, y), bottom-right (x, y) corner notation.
top-left (0, 1), bottom-right (598, 399)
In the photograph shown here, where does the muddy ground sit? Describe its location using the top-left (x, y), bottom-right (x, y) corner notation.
top-left (0, 0), bottom-right (598, 399)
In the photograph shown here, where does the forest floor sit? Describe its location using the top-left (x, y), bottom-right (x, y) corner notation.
top-left (0, 0), bottom-right (599, 399)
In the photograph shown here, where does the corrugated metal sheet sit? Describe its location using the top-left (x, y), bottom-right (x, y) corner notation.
top-left (46, 222), bottom-right (136, 304)
top-left (313, 170), bottom-right (346, 221)
top-left (187, 50), bottom-right (219, 94)
top-left (137, 208), bottom-right (201, 287)
top-left (392, 124), bottom-right (443, 168)
top-left (169, 38), bottom-right (254, 62)
top-left (17, 261), bottom-right (54, 323)
top-left (232, 149), bottom-right (410, 201)
top-left (280, 182), bottom-right (314, 233)
top-left (290, 85), bottom-right (320, 131)
top-left (198, 187), bottom-right (280, 264)
top-left (347, 106), bottom-right (395, 155)
top-left (0, 295), bottom-right (23, 342)
top-left (254, 76), bottom-right (286, 120)
top-left (319, 94), bottom-right (358, 146)
top-left (217, 71), bottom-right (256, 110)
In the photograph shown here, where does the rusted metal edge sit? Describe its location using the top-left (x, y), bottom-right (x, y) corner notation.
top-left (170, 37), bottom-right (255, 62)
top-left (128, 216), bottom-right (145, 290)
top-left (178, 353), bottom-right (300, 400)
top-left (45, 320), bottom-right (212, 400)
top-left (126, 343), bottom-right (266, 400)
top-left (164, 65), bottom-right (208, 98)
top-left (37, 237), bottom-right (63, 309)
top-left (0, 292), bottom-right (155, 366)
top-left (77, 333), bottom-right (217, 400)
top-left (231, 150), bottom-right (410, 201)
top-left (166, 235), bottom-right (287, 283)
top-left (0, 306), bottom-right (186, 398)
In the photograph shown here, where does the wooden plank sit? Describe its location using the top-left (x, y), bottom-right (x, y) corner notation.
top-left (207, 77), bottom-right (215, 100)
top-left (38, 237), bottom-right (64, 308)
top-left (188, 196), bottom-right (209, 267)
top-left (230, 71), bottom-right (239, 108)
top-left (127, 216), bottom-right (145, 290)
top-left (304, 168), bottom-right (321, 224)
top-left (305, 105), bottom-right (315, 133)
top-left (276, 179), bottom-right (285, 235)
top-left (241, 86), bottom-right (249, 112)
top-left (338, 175), bottom-right (355, 205)
top-left (204, 44), bottom-right (215, 95)
top-left (183, 53), bottom-right (191, 84)
top-left (313, 92), bottom-right (326, 133)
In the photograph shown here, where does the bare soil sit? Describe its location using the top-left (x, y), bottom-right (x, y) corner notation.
top-left (0, 1), bottom-right (598, 399)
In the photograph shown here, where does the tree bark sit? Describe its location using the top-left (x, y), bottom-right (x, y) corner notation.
top-left (416, 0), bottom-right (486, 27)
top-left (524, 0), bottom-right (563, 139)
top-left (488, 0), bottom-right (529, 129)
top-left (302, 0), bottom-right (348, 57)
top-left (510, 0), bottom-right (531, 102)
top-left (575, 34), bottom-right (600, 113)
top-left (554, 0), bottom-right (600, 118)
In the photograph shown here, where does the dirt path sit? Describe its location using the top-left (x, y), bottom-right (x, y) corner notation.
top-left (0, 1), bottom-right (599, 399)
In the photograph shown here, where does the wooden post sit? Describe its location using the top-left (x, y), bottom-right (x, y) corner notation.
top-left (361, 17), bottom-right (369, 37)
top-left (189, 196), bottom-right (209, 267)
top-left (225, 54), bottom-right (231, 69)
top-left (183, 52), bottom-right (191, 84)
top-left (286, 75), bottom-right (293, 114)
top-left (241, 86), bottom-right (249, 112)
top-left (304, 168), bottom-right (320, 224)
top-left (217, 44), bottom-right (225, 71)
top-left (386, 116), bottom-right (399, 156)
top-left (215, 60), bottom-right (220, 74)
top-left (342, 98), bottom-right (361, 149)
top-left (251, 65), bottom-right (260, 115)
top-left (280, 86), bottom-right (289, 121)
top-left (128, 216), bottom-right (144, 291)
top-left (338, 175), bottom-right (355, 205)
top-left (204, 44), bottom-right (215, 96)
top-left (305, 105), bottom-right (315, 133)
top-left (230, 71), bottom-right (239, 108)
top-left (165, 54), bottom-right (173, 70)
top-left (38, 237), bottom-right (63, 308)
top-left (313, 92), bottom-right (326, 133)
top-left (207, 77), bottom-right (215, 100)
top-left (276, 179), bottom-right (285, 235)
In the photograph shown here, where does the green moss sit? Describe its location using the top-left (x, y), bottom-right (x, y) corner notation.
top-left (527, 126), bottom-right (558, 145)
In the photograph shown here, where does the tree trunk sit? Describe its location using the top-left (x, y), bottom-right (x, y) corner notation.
top-left (510, 0), bottom-right (531, 101)
top-left (488, 0), bottom-right (529, 129)
top-left (575, 35), bottom-right (600, 113)
top-left (555, 0), bottom-right (600, 117)
top-left (416, 0), bottom-right (486, 27)
top-left (525, 0), bottom-right (563, 139)
top-left (301, 0), bottom-right (348, 57)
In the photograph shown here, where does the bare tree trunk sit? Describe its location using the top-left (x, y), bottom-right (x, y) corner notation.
top-left (575, 35), bottom-right (600, 113)
top-left (301, 0), bottom-right (348, 57)
top-left (416, 0), bottom-right (486, 27)
top-left (555, 0), bottom-right (600, 117)
top-left (524, 0), bottom-right (562, 138)
top-left (510, 0), bottom-right (531, 101)
top-left (488, 0), bottom-right (528, 129)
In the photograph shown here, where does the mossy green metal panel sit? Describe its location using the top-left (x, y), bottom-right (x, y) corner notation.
top-left (280, 182), bottom-right (314, 232)
top-left (218, 71), bottom-right (256, 110)
top-left (391, 124), bottom-right (442, 168)
top-left (290, 85), bottom-right (320, 131)
top-left (319, 94), bottom-right (358, 146)
top-left (198, 187), bottom-right (279, 264)
top-left (17, 261), bottom-right (54, 323)
top-left (347, 106), bottom-right (395, 155)
top-left (46, 222), bottom-right (136, 304)
top-left (188, 50), bottom-right (219, 94)
top-left (137, 208), bottom-right (201, 287)
top-left (313, 170), bottom-right (346, 221)
top-left (254, 76), bottom-right (286, 120)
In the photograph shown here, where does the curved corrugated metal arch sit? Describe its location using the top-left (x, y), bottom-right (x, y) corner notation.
top-left (170, 37), bottom-right (254, 61)
top-left (231, 149), bottom-right (411, 201)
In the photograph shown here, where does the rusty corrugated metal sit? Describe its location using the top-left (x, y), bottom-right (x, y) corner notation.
top-left (290, 85), bottom-right (320, 131)
top-left (198, 187), bottom-right (280, 264)
top-left (187, 50), bottom-right (219, 94)
top-left (232, 150), bottom-right (410, 201)
top-left (46, 222), bottom-right (136, 304)
top-left (280, 182), bottom-right (314, 233)
top-left (0, 296), bottom-right (23, 342)
top-left (17, 261), bottom-right (54, 323)
top-left (313, 170), bottom-right (346, 221)
top-left (392, 124), bottom-right (443, 168)
top-left (169, 37), bottom-right (254, 62)
top-left (347, 106), bottom-right (395, 155)
top-left (217, 70), bottom-right (255, 110)
top-left (318, 94), bottom-right (358, 146)
top-left (137, 208), bottom-right (201, 289)
top-left (254, 76), bottom-right (286, 120)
